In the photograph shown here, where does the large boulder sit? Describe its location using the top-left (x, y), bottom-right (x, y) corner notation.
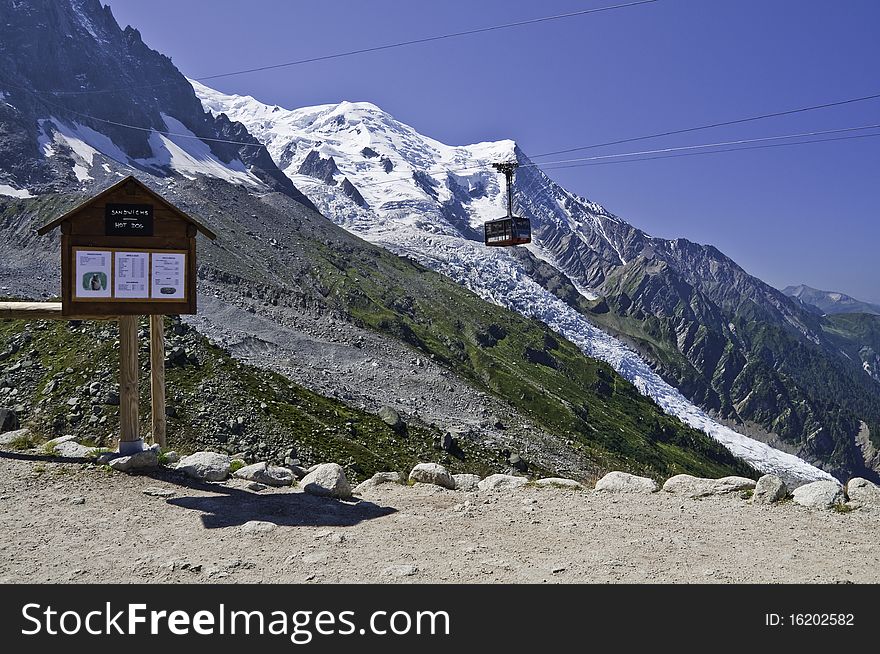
top-left (353, 471), bottom-right (402, 495)
top-left (662, 474), bottom-right (756, 498)
top-left (108, 449), bottom-right (159, 472)
top-left (535, 477), bottom-right (583, 490)
top-left (176, 451), bottom-right (232, 481)
top-left (478, 474), bottom-right (528, 492)
top-left (846, 478), bottom-right (880, 509)
top-left (452, 474), bottom-right (482, 492)
top-left (408, 463), bottom-right (455, 490)
top-left (792, 480), bottom-right (846, 510)
top-left (301, 463), bottom-right (352, 499)
top-left (233, 462), bottom-right (294, 487)
top-left (752, 474), bottom-right (788, 504)
top-left (595, 471), bottom-right (658, 493)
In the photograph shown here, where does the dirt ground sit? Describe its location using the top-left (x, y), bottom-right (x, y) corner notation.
top-left (1, 454), bottom-right (877, 584)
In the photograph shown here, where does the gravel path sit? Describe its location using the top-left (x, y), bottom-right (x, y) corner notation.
top-left (1, 455), bottom-right (877, 584)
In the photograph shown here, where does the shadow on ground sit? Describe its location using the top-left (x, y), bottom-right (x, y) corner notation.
top-left (167, 484), bottom-right (397, 529)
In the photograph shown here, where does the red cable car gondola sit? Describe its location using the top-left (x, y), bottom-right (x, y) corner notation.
top-left (484, 161), bottom-right (531, 247)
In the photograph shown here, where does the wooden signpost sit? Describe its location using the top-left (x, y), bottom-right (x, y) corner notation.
top-left (30, 176), bottom-right (217, 453)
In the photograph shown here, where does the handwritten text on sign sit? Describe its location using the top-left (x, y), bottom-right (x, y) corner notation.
top-left (105, 204), bottom-right (154, 236)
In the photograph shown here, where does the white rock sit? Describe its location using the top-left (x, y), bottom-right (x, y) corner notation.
top-left (52, 440), bottom-right (94, 458)
top-left (301, 463), bottom-right (352, 499)
top-left (108, 449), bottom-right (159, 472)
top-left (176, 451), bottom-right (231, 481)
top-left (233, 461), bottom-right (294, 487)
top-left (662, 474), bottom-right (756, 498)
top-left (0, 428), bottom-right (29, 446)
top-left (752, 474), bottom-right (788, 504)
top-left (595, 471), bottom-right (657, 493)
top-left (792, 480), bottom-right (846, 510)
top-left (408, 463), bottom-right (455, 490)
top-left (241, 520), bottom-right (277, 534)
top-left (536, 477), bottom-right (584, 490)
top-left (44, 434), bottom-right (78, 448)
top-left (353, 471), bottom-right (403, 494)
top-left (452, 473), bottom-right (481, 492)
top-left (846, 478), bottom-right (880, 509)
top-left (478, 474), bottom-right (528, 491)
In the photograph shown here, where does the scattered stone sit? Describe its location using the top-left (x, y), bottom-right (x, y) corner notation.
top-left (142, 487), bottom-right (175, 498)
top-left (595, 471), bottom-right (658, 493)
top-left (792, 480), bottom-right (846, 510)
top-left (845, 478), bottom-right (880, 509)
top-left (478, 474), bottom-right (528, 492)
top-left (382, 564), bottom-right (419, 577)
top-left (452, 473), bottom-right (481, 492)
top-left (752, 474), bottom-right (788, 504)
top-left (241, 520), bottom-right (277, 535)
top-left (108, 449), bottom-right (159, 473)
top-left (0, 408), bottom-right (19, 433)
top-left (536, 477), bottom-right (583, 490)
top-left (662, 474), bottom-right (756, 498)
top-left (176, 451), bottom-right (232, 481)
top-left (246, 482), bottom-right (268, 492)
top-left (301, 463), bottom-right (352, 499)
top-left (162, 451), bottom-right (180, 464)
top-left (409, 463), bottom-right (455, 489)
top-left (353, 471), bottom-right (403, 494)
top-left (378, 406), bottom-right (403, 429)
top-left (67, 496), bottom-right (86, 505)
top-left (233, 461), bottom-right (294, 487)
top-left (0, 427), bottom-right (29, 446)
top-left (551, 565), bottom-right (567, 574)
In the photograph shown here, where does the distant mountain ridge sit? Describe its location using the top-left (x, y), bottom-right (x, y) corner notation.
top-left (783, 284), bottom-right (880, 316)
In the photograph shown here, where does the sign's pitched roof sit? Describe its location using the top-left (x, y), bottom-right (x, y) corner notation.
top-left (36, 175), bottom-right (217, 240)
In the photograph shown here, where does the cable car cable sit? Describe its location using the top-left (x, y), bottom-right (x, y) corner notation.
top-left (530, 92), bottom-right (880, 158)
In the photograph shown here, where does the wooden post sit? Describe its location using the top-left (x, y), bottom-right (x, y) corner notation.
top-left (118, 315), bottom-right (141, 454)
top-left (149, 315), bottom-right (167, 448)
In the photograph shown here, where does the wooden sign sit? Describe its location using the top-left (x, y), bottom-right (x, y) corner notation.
top-left (37, 176), bottom-right (216, 316)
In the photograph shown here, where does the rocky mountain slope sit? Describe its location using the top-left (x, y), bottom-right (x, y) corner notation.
top-left (0, 0), bottom-right (313, 207)
top-left (191, 82), bottom-right (880, 481)
top-left (783, 284), bottom-right (880, 316)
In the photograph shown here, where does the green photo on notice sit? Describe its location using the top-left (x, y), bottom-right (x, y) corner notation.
top-left (81, 271), bottom-right (107, 291)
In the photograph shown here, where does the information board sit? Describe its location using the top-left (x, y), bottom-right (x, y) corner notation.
top-left (71, 247), bottom-right (187, 303)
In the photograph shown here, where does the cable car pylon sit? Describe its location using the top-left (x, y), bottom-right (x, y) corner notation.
top-left (484, 161), bottom-right (531, 247)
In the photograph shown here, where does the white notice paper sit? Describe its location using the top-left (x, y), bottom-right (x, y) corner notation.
top-left (114, 251), bottom-right (150, 299)
top-left (151, 252), bottom-right (186, 300)
top-left (74, 250), bottom-right (111, 299)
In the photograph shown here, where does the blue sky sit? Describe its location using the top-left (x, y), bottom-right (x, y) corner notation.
top-left (105, 0), bottom-right (880, 302)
